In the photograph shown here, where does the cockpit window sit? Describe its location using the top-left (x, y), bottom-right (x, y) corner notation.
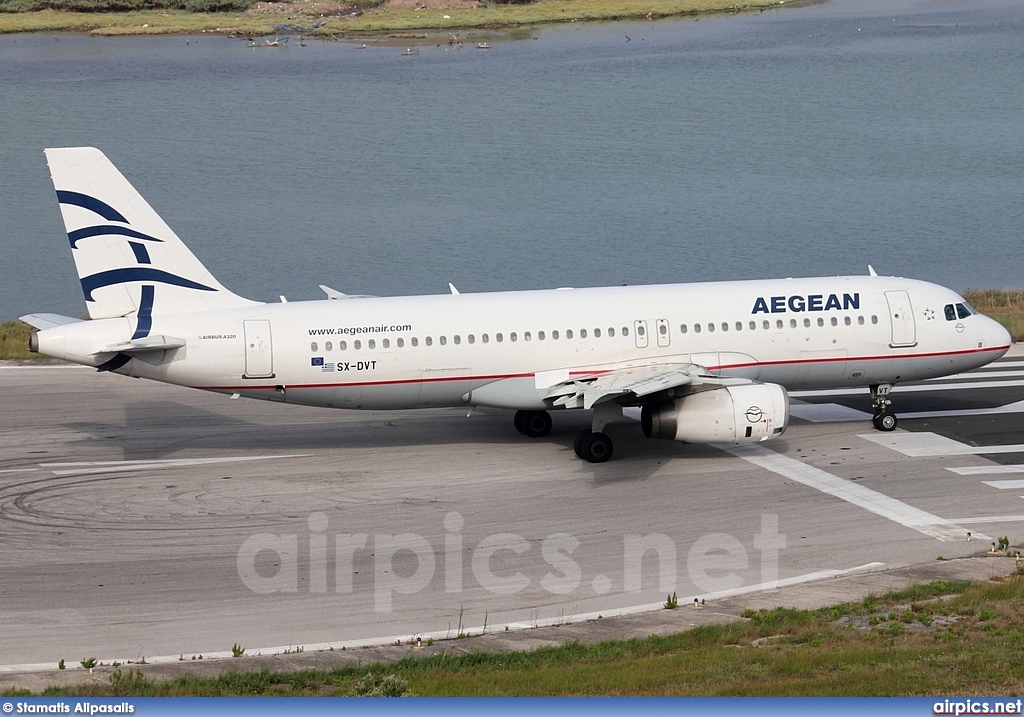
top-left (944, 304), bottom-right (956, 321)
top-left (956, 303), bottom-right (972, 319)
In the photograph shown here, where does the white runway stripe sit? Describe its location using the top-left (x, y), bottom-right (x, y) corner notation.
top-left (721, 443), bottom-right (983, 542)
top-left (39, 454), bottom-right (312, 477)
top-left (862, 432), bottom-right (1024, 457)
top-left (948, 465), bottom-right (1024, 476)
top-left (981, 479), bottom-right (1024, 490)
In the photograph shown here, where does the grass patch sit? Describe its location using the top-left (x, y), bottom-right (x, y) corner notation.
top-left (7, 575), bottom-right (1024, 697)
top-left (0, 320), bottom-right (38, 360)
top-left (963, 289), bottom-right (1024, 342)
top-left (0, 0), bottom-right (787, 36)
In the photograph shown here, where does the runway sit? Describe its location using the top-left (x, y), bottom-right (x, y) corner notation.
top-left (2, 348), bottom-right (1023, 669)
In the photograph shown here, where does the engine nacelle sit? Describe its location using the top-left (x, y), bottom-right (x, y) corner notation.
top-left (641, 383), bottom-right (789, 444)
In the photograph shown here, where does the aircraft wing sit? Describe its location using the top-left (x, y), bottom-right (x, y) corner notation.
top-left (543, 363), bottom-right (752, 410)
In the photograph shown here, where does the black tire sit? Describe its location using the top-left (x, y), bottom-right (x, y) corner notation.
top-left (521, 410), bottom-right (552, 438)
top-left (580, 432), bottom-right (613, 463)
top-left (513, 410), bottom-right (527, 435)
top-left (573, 429), bottom-right (592, 459)
top-left (876, 411), bottom-right (898, 432)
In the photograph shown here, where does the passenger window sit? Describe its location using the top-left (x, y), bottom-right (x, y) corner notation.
top-left (354, 340), bottom-right (361, 350)
top-left (817, 318), bottom-right (824, 327)
top-left (341, 340), bottom-right (348, 350)
top-left (580, 329), bottom-right (588, 339)
top-left (680, 324), bottom-right (688, 334)
top-left (956, 303), bottom-right (971, 319)
top-left (721, 322), bottom-right (728, 332)
top-left (425, 336), bottom-right (433, 346)
top-left (776, 320), bottom-right (783, 329)
top-left (658, 325), bottom-right (667, 336)
top-left (871, 315), bottom-right (878, 324)
top-left (831, 317), bottom-right (838, 327)
top-left (411, 337), bottom-right (418, 347)
top-left (858, 316), bottom-right (865, 325)
top-left (397, 338), bottom-right (404, 348)
top-left (524, 332), bottom-right (532, 341)
top-left (454, 335), bottom-right (461, 345)
top-left (325, 341), bottom-right (333, 352)
top-left (747, 321), bottom-right (754, 331)
top-left (608, 327), bottom-right (615, 337)
top-left (468, 334), bottom-right (475, 344)
top-left (482, 334), bottom-right (489, 343)
top-left (552, 330), bottom-right (559, 340)
top-left (538, 331), bottom-right (545, 340)
top-left (802, 318), bottom-right (810, 328)
top-left (694, 324), bottom-right (701, 334)
top-left (498, 333), bottom-right (504, 343)
top-left (762, 320), bottom-right (769, 330)
top-left (439, 336), bottom-right (447, 346)
top-left (844, 317), bottom-right (851, 326)
top-left (944, 304), bottom-right (956, 321)
top-left (622, 327), bottom-right (629, 337)
top-left (566, 329), bottom-right (574, 339)
top-left (368, 339), bottom-right (376, 349)
top-left (636, 325), bottom-right (645, 337)
top-left (383, 339), bottom-right (389, 348)
top-left (510, 332), bottom-right (517, 342)
top-left (790, 319), bottom-right (797, 329)
top-left (594, 328), bottom-right (601, 338)
top-left (707, 323), bottom-right (715, 333)
top-left (310, 342), bottom-right (318, 352)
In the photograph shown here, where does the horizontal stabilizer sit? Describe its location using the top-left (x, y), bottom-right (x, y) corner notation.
top-left (19, 313), bottom-right (83, 330)
top-left (97, 335), bottom-right (186, 354)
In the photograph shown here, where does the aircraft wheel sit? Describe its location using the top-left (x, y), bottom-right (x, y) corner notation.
top-left (580, 432), bottom-right (613, 463)
top-left (521, 410), bottom-right (552, 438)
top-left (873, 411), bottom-right (898, 432)
top-left (513, 410), bottom-right (527, 435)
top-left (573, 429), bottom-right (592, 459)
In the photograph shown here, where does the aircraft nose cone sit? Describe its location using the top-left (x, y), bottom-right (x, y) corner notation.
top-left (987, 316), bottom-right (1012, 355)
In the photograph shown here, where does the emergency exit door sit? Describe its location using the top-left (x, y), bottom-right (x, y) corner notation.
top-left (885, 290), bottom-right (917, 348)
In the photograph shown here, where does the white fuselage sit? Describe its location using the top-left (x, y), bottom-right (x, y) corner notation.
top-left (39, 274), bottom-right (1012, 412)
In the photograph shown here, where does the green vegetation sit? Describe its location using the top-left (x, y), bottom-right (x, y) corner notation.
top-left (5, 575), bottom-right (1024, 697)
top-left (0, 320), bottom-right (36, 360)
top-left (0, 0), bottom-right (787, 37)
top-left (964, 289), bottom-right (1024, 342)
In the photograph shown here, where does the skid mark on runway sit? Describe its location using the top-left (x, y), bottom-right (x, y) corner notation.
top-left (39, 454), bottom-right (313, 477)
top-left (722, 444), bottom-right (986, 542)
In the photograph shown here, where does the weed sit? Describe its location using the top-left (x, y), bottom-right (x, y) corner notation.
top-left (231, 643), bottom-right (245, 657)
top-left (664, 591), bottom-right (678, 609)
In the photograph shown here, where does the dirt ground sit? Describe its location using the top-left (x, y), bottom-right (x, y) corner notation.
top-left (245, 0), bottom-right (480, 18)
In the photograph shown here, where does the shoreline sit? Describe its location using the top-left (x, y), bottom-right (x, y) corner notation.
top-left (0, 0), bottom-right (797, 37)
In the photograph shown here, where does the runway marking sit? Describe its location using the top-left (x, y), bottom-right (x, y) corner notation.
top-left (947, 515), bottom-right (1024, 525)
top-left (722, 443), bottom-right (985, 542)
top-left (791, 379), bottom-right (1024, 398)
top-left (926, 370), bottom-right (1024, 381)
top-left (981, 479), bottom-right (1024, 490)
top-left (0, 469), bottom-right (39, 474)
top-left (861, 432), bottom-right (1024, 457)
top-left (0, 562), bottom-right (886, 674)
top-left (948, 465), bottom-right (1024, 476)
top-left (791, 400), bottom-right (1024, 423)
top-left (39, 454), bottom-right (312, 477)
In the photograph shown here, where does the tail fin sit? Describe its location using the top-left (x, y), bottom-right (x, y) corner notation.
top-left (45, 147), bottom-right (261, 320)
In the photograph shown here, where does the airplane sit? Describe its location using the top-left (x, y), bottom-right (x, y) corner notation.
top-left (21, 148), bottom-right (1013, 463)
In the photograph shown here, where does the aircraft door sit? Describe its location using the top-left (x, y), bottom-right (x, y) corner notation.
top-left (656, 319), bottom-right (671, 348)
top-left (243, 319), bottom-right (275, 378)
top-left (634, 320), bottom-right (649, 349)
top-left (884, 290), bottom-right (917, 347)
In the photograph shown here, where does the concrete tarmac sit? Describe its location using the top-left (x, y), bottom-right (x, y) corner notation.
top-left (1, 346), bottom-right (1022, 678)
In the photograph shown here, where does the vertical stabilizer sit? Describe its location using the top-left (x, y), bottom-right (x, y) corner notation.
top-left (45, 147), bottom-right (261, 319)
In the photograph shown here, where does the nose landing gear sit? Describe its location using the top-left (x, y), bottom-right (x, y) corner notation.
top-left (870, 383), bottom-right (898, 431)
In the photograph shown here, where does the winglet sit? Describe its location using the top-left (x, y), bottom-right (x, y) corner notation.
top-left (868, 265), bottom-right (878, 277)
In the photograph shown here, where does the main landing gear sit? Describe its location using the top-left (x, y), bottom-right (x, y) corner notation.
top-left (870, 383), bottom-right (898, 432)
top-left (513, 409), bottom-right (552, 438)
top-left (513, 404), bottom-right (620, 463)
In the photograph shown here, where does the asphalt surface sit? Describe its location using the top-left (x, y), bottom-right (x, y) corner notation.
top-left (1, 346), bottom-right (1022, 686)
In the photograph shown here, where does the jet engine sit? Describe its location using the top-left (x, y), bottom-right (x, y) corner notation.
top-left (641, 383), bottom-right (789, 444)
